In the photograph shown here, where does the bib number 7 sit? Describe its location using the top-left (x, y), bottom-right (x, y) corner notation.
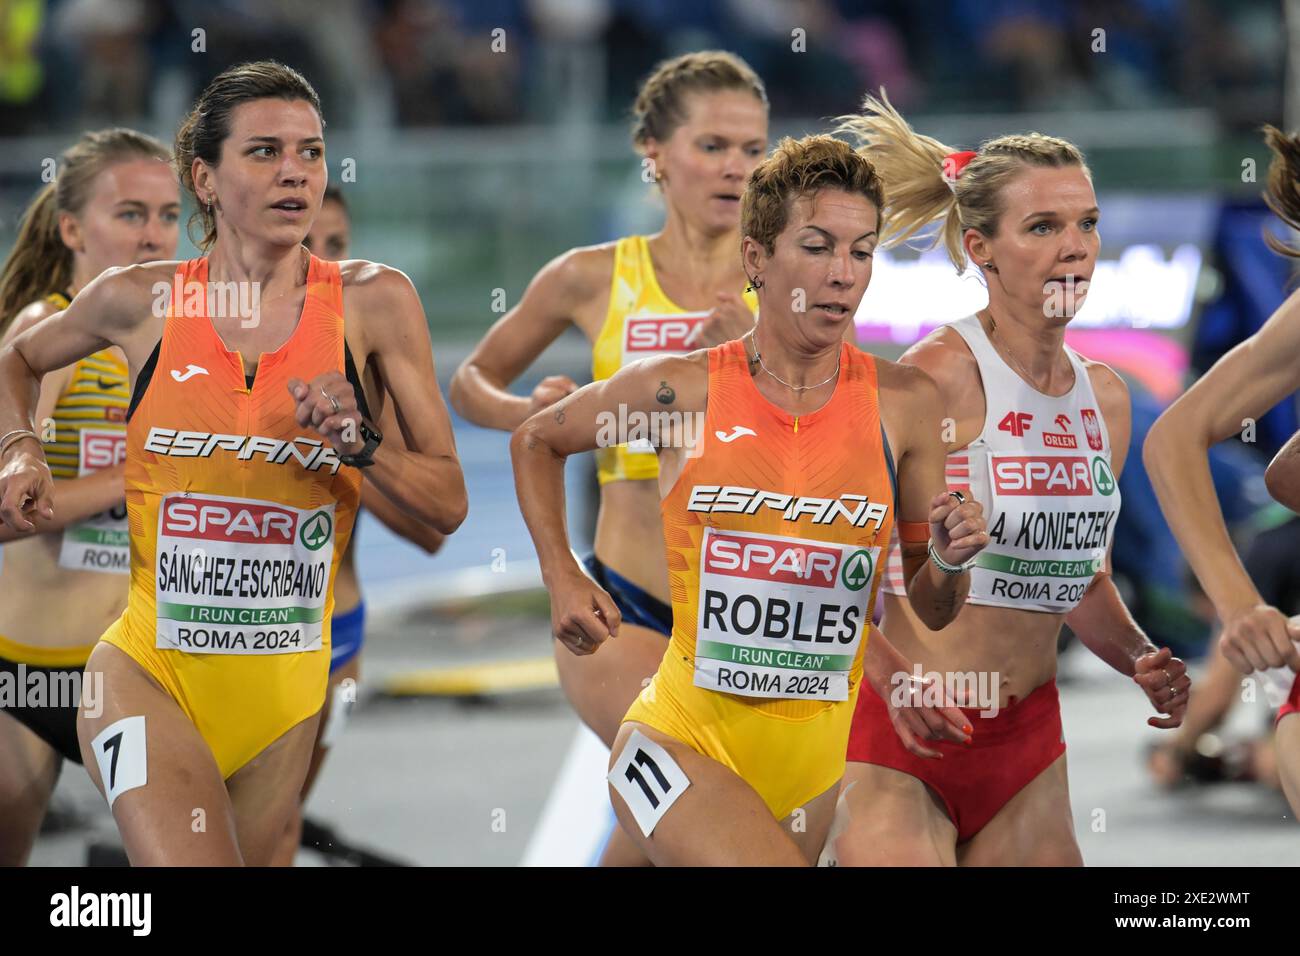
top-left (91, 715), bottom-right (148, 809)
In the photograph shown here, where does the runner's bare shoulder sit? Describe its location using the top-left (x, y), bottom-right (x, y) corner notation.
top-left (50, 261), bottom-right (179, 347)
top-left (873, 354), bottom-right (942, 418)
top-left (1076, 354), bottom-right (1129, 408)
top-left (336, 259), bottom-right (425, 336)
top-left (520, 242), bottom-right (619, 323)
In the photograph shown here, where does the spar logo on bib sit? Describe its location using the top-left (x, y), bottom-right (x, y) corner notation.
top-left (160, 496), bottom-right (298, 543)
top-left (299, 511), bottom-right (332, 550)
top-left (82, 431), bottom-right (126, 470)
top-left (991, 456), bottom-right (1093, 496)
top-left (703, 531), bottom-right (842, 586)
top-left (1091, 456), bottom-right (1116, 496)
top-left (841, 550), bottom-right (873, 591)
top-left (624, 314), bottom-right (706, 357)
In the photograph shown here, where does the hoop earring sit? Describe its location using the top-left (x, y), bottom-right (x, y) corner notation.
top-left (745, 275), bottom-right (764, 292)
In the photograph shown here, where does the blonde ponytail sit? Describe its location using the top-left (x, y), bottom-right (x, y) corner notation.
top-left (836, 89), bottom-right (1090, 272)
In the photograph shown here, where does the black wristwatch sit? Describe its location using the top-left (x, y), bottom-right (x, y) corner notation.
top-left (338, 419), bottom-right (383, 468)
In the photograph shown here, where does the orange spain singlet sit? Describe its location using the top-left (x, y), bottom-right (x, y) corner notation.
top-left (623, 339), bottom-right (896, 819)
top-left (101, 254), bottom-right (363, 778)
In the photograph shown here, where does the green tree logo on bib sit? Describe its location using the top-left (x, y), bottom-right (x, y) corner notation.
top-left (1091, 457), bottom-right (1116, 497)
top-left (841, 550), bottom-right (873, 591)
top-left (300, 512), bottom-right (333, 551)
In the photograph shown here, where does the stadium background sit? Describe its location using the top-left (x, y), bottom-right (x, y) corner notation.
top-left (2, 0), bottom-right (1297, 865)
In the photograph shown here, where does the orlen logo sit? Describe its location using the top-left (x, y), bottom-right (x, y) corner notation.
top-left (161, 497), bottom-right (296, 543)
top-left (991, 456), bottom-right (1093, 496)
top-left (82, 431), bottom-right (126, 470)
top-left (703, 530), bottom-right (841, 587)
top-left (1042, 414), bottom-right (1077, 448)
top-left (625, 313), bottom-right (707, 355)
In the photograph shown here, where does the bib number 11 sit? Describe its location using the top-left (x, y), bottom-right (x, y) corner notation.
top-left (608, 729), bottom-right (691, 838)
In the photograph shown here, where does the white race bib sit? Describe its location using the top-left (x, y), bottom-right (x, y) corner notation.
top-left (153, 492), bottom-right (335, 655)
top-left (692, 527), bottom-right (877, 701)
top-left (973, 451), bottom-right (1119, 610)
top-left (58, 429), bottom-right (129, 574)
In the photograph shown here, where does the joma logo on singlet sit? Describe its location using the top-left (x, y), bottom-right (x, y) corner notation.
top-left (161, 497), bottom-right (297, 543)
top-left (687, 485), bottom-right (889, 530)
top-left (704, 533), bottom-right (842, 587)
top-left (992, 457), bottom-right (1093, 496)
top-left (143, 428), bottom-right (341, 474)
top-left (625, 315), bottom-right (705, 353)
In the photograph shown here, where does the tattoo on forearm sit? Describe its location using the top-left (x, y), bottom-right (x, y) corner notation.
top-left (554, 406), bottom-right (566, 424)
top-left (656, 381), bottom-right (675, 405)
top-left (525, 435), bottom-right (538, 450)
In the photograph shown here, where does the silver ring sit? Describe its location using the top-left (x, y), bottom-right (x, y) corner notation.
top-left (321, 387), bottom-right (341, 415)
top-left (948, 491), bottom-right (966, 505)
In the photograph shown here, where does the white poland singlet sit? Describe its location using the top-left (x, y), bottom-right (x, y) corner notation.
top-left (882, 314), bottom-right (1122, 613)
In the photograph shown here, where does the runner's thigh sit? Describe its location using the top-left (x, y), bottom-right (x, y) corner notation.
top-left (77, 642), bottom-right (242, 866)
top-left (607, 721), bottom-right (806, 866)
top-left (228, 712), bottom-right (322, 867)
top-left (0, 712), bottom-right (62, 865)
top-left (834, 762), bottom-right (957, 866)
top-left (957, 753), bottom-right (1081, 867)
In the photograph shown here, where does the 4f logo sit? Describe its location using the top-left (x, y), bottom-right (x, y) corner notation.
top-left (998, 412), bottom-right (1033, 438)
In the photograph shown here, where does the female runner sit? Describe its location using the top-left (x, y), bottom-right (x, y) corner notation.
top-left (831, 94), bottom-right (1189, 866)
top-left (0, 61), bottom-right (467, 865)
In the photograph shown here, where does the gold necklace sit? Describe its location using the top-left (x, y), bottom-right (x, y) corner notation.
top-left (744, 330), bottom-right (840, 393)
top-left (983, 310), bottom-right (1073, 392)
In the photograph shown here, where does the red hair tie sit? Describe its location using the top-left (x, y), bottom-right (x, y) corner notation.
top-left (941, 150), bottom-right (978, 192)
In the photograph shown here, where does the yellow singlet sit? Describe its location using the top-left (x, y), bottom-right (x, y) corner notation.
top-left (591, 235), bottom-right (757, 484)
top-left (0, 292), bottom-right (130, 667)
